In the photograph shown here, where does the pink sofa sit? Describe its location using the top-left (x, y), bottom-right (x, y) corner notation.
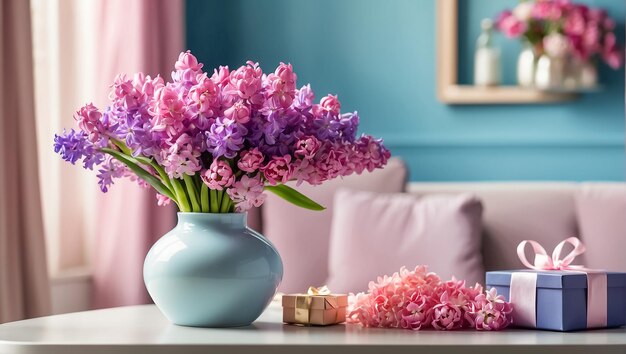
top-left (248, 165), bottom-right (626, 292)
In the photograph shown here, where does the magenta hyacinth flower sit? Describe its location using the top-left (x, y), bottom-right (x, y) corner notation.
top-left (263, 155), bottom-right (293, 185)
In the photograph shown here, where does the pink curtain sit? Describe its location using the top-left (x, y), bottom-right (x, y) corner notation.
top-left (0, 0), bottom-right (51, 322)
top-left (92, 0), bottom-right (183, 308)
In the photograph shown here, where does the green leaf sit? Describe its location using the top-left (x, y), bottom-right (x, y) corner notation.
top-left (101, 148), bottom-right (176, 201)
top-left (265, 184), bottom-right (325, 211)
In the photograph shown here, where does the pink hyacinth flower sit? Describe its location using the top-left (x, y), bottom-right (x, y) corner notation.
top-left (175, 50), bottom-right (203, 71)
top-left (151, 85), bottom-right (186, 134)
top-left (201, 159), bottom-right (235, 190)
top-left (227, 61), bottom-right (263, 103)
top-left (237, 148), bottom-right (264, 173)
top-left (226, 174), bottom-right (266, 211)
top-left (400, 294), bottom-right (432, 330)
top-left (74, 103), bottom-right (104, 142)
top-left (189, 73), bottom-right (219, 115)
top-left (263, 155), bottom-right (293, 185)
top-left (472, 288), bottom-right (513, 331)
top-left (320, 94), bottom-right (341, 115)
top-left (156, 193), bottom-right (171, 206)
top-left (431, 302), bottom-right (463, 330)
top-left (496, 11), bottom-right (527, 38)
top-left (294, 135), bottom-right (322, 160)
top-left (265, 62), bottom-right (297, 108)
top-left (224, 100), bottom-right (252, 124)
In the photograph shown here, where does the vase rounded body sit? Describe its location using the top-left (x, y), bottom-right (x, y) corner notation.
top-left (144, 212), bottom-right (283, 327)
top-left (535, 55), bottom-right (566, 90)
top-left (517, 42), bottom-right (536, 87)
top-left (578, 60), bottom-right (598, 88)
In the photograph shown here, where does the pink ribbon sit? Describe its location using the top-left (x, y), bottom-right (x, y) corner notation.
top-left (510, 237), bottom-right (607, 328)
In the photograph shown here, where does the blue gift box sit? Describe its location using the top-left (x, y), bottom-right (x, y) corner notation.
top-left (486, 270), bottom-right (626, 331)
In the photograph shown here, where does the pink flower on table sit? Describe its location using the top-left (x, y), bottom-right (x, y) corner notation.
top-left (262, 155), bottom-right (293, 185)
top-left (496, 11), bottom-right (527, 38)
top-left (156, 193), bottom-right (171, 206)
top-left (74, 103), bottom-right (105, 142)
top-left (237, 148), bottom-right (264, 173)
top-left (294, 136), bottom-right (322, 160)
top-left (226, 174), bottom-right (266, 211)
top-left (431, 302), bottom-right (463, 330)
top-left (224, 100), bottom-right (251, 124)
top-left (400, 293), bottom-right (432, 330)
top-left (201, 159), bottom-right (234, 190)
top-left (471, 288), bottom-right (513, 331)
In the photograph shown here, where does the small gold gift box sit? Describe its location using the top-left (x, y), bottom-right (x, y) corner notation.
top-left (282, 286), bottom-right (348, 326)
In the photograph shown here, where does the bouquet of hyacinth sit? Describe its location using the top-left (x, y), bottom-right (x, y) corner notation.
top-left (348, 266), bottom-right (513, 331)
top-left (495, 0), bottom-right (623, 68)
top-left (53, 51), bottom-right (389, 213)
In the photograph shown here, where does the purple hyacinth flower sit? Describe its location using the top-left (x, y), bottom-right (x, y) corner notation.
top-left (53, 128), bottom-right (104, 170)
top-left (206, 117), bottom-right (248, 159)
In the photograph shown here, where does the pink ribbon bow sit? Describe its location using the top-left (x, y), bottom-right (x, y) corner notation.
top-left (510, 237), bottom-right (607, 329)
top-left (517, 236), bottom-right (587, 271)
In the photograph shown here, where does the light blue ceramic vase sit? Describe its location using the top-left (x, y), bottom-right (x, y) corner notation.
top-left (143, 212), bottom-right (283, 327)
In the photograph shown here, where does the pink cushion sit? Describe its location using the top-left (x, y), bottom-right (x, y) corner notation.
top-left (262, 158), bottom-right (407, 293)
top-left (576, 183), bottom-right (626, 271)
top-left (327, 189), bottom-right (485, 293)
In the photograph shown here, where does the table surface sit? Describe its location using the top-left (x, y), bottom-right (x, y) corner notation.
top-left (1, 300), bottom-right (626, 354)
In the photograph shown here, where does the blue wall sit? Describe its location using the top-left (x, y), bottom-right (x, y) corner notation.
top-left (186, 0), bottom-right (625, 181)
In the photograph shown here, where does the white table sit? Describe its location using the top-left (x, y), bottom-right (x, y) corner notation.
top-left (1, 301), bottom-right (626, 354)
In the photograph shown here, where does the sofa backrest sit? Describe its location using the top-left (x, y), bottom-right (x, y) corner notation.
top-left (252, 179), bottom-right (626, 288)
top-left (406, 182), bottom-right (581, 271)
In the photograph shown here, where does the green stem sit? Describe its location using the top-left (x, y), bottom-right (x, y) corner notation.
top-left (171, 179), bottom-right (192, 212)
top-left (150, 161), bottom-right (173, 191)
top-left (201, 183), bottom-right (209, 212)
top-left (216, 190), bottom-right (223, 212)
top-left (210, 189), bottom-right (219, 213)
top-left (183, 175), bottom-right (201, 212)
top-left (220, 191), bottom-right (231, 213)
top-left (111, 138), bottom-right (132, 155)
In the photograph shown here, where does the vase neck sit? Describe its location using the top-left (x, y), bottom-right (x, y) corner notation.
top-left (176, 212), bottom-right (247, 230)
